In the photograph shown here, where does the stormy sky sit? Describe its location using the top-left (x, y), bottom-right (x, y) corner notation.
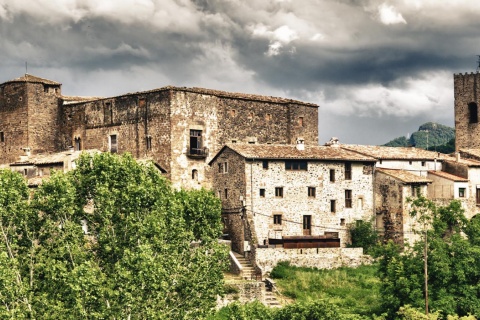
top-left (0, 0), bottom-right (478, 145)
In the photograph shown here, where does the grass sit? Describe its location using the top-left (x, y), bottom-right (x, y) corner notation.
top-left (271, 262), bottom-right (382, 317)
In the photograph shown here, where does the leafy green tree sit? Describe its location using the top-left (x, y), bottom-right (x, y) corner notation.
top-left (348, 220), bottom-right (379, 255)
top-left (0, 153), bottom-right (228, 319)
top-left (378, 198), bottom-right (480, 318)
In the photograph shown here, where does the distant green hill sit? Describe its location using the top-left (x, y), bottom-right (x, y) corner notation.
top-left (383, 122), bottom-right (455, 153)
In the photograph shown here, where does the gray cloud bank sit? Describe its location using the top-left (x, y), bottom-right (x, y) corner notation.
top-left (1, 0), bottom-right (479, 145)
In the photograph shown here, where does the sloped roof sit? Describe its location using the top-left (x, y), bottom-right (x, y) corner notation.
top-left (2, 74), bottom-right (61, 86)
top-left (209, 143), bottom-right (376, 164)
top-left (443, 157), bottom-right (480, 167)
top-left (62, 95), bottom-right (104, 105)
top-left (459, 148), bottom-right (480, 161)
top-left (65, 85), bottom-right (318, 107)
top-left (10, 149), bottom-right (100, 166)
top-left (341, 144), bottom-right (447, 160)
top-left (427, 170), bottom-right (468, 182)
top-left (376, 168), bottom-right (432, 184)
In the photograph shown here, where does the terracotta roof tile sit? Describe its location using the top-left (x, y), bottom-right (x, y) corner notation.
top-left (376, 168), bottom-right (432, 184)
top-left (427, 170), bottom-right (468, 182)
top-left (341, 144), bottom-right (448, 160)
top-left (214, 144), bottom-right (376, 162)
top-left (443, 157), bottom-right (480, 167)
top-left (3, 74), bottom-right (61, 86)
top-left (459, 148), bottom-right (480, 161)
top-left (11, 149), bottom-right (100, 165)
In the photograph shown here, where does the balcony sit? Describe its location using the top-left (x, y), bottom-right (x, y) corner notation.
top-left (187, 146), bottom-right (209, 158)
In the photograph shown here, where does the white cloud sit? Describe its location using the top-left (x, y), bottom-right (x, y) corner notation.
top-left (250, 24), bottom-right (298, 56)
top-left (378, 3), bottom-right (406, 25)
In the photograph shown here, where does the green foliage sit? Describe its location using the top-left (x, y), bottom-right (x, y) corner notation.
top-left (383, 122), bottom-right (455, 153)
top-left (0, 153), bottom-right (228, 319)
top-left (378, 198), bottom-right (480, 319)
top-left (270, 261), bottom-right (293, 279)
top-left (348, 220), bottom-right (380, 255)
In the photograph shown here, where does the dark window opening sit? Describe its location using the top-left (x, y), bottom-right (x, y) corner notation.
top-left (308, 187), bottom-right (316, 198)
top-left (74, 137), bottom-right (81, 151)
top-left (139, 98), bottom-right (146, 108)
top-left (224, 189), bottom-right (228, 199)
top-left (110, 134), bottom-right (118, 153)
top-left (477, 188), bottom-right (480, 205)
top-left (260, 189), bottom-right (265, 197)
top-left (273, 214), bottom-right (282, 225)
top-left (459, 187), bottom-right (465, 198)
top-left (285, 160), bottom-right (307, 170)
top-left (192, 169), bottom-right (198, 181)
top-left (303, 215), bottom-right (312, 235)
top-left (262, 160), bottom-right (268, 169)
top-left (329, 169), bottom-right (335, 182)
top-left (469, 102), bottom-right (478, 124)
top-left (345, 162), bottom-right (352, 180)
top-left (298, 116), bottom-right (304, 126)
top-left (412, 185), bottom-right (421, 197)
top-left (340, 218), bottom-right (345, 226)
top-left (224, 162), bottom-right (228, 173)
top-left (0, 132), bottom-right (4, 143)
top-left (275, 187), bottom-right (283, 198)
top-left (23, 169), bottom-right (27, 176)
top-left (189, 129), bottom-right (203, 155)
top-left (345, 190), bottom-right (352, 208)
top-left (330, 200), bottom-right (336, 213)
top-left (421, 161), bottom-right (426, 167)
top-left (230, 109), bottom-right (236, 117)
top-left (146, 136), bottom-right (152, 151)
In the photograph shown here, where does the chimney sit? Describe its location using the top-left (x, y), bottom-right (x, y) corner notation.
top-left (456, 152), bottom-right (461, 162)
top-left (296, 137), bottom-right (305, 151)
top-left (325, 137), bottom-right (340, 147)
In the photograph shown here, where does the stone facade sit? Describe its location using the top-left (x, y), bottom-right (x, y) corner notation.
top-left (454, 72), bottom-right (480, 150)
top-left (210, 143), bottom-right (376, 270)
top-left (0, 75), bottom-right (319, 190)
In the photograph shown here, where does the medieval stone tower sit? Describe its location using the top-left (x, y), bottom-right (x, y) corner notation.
top-left (0, 75), bottom-right (62, 164)
top-left (454, 72), bottom-right (480, 151)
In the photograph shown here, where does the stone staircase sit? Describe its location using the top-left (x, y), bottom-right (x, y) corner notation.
top-left (229, 251), bottom-right (281, 308)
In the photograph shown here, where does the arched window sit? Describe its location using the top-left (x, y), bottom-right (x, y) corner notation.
top-left (469, 102), bottom-right (478, 123)
top-left (192, 169), bottom-right (198, 181)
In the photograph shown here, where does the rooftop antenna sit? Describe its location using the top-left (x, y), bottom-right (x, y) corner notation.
top-left (25, 61), bottom-right (28, 75)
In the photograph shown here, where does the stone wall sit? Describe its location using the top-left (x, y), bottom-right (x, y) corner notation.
top-left (0, 82), bottom-right (29, 164)
top-left (255, 247), bottom-right (370, 275)
top-left (454, 72), bottom-right (480, 150)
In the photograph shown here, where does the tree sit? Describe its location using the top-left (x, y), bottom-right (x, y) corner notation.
top-left (378, 198), bottom-right (480, 318)
top-left (0, 153), bottom-right (228, 319)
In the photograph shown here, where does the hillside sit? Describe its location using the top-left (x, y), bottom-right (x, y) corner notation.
top-left (383, 122), bottom-right (455, 152)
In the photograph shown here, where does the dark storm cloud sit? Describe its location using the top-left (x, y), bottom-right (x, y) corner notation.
top-left (0, 0), bottom-right (477, 144)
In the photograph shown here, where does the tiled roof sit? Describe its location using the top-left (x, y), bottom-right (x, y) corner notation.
top-left (27, 177), bottom-right (45, 187)
top-left (427, 170), bottom-right (468, 182)
top-left (11, 149), bottom-right (100, 165)
top-left (210, 144), bottom-right (376, 164)
top-left (62, 96), bottom-right (104, 105)
top-left (443, 156), bottom-right (480, 167)
top-left (2, 74), bottom-right (61, 86)
top-left (65, 85), bottom-right (318, 107)
top-left (459, 148), bottom-right (480, 161)
top-left (341, 144), bottom-right (448, 160)
top-left (376, 168), bottom-right (432, 184)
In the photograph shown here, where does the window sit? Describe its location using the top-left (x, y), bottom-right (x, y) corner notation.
top-left (412, 185), bottom-right (420, 197)
top-left (477, 188), bottom-right (480, 205)
top-left (104, 102), bottom-right (113, 124)
top-left (469, 102), bottom-right (478, 124)
top-left (23, 169), bottom-right (27, 176)
top-left (358, 197), bottom-right (363, 210)
top-left (260, 189), bottom-right (265, 197)
top-left (231, 139), bottom-right (237, 143)
top-left (308, 187), bottom-right (316, 198)
top-left (218, 162), bottom-right (228, 173)
top-left (345, 190), bottom-right (352, 208)
top-left (109, 134), bottom-right (118, 153)
top-left (459, 187), bottom-right (466, 198)
top-left (224, 162), bottom-right (228, 173)
top-left (230, 109), bottom-right (236, 117)
top-left (298, 116), bottom-right (304, 126)
top-left (192, 169), bottom-right (198, 181)
top-left (248, 112), bottom-right (254, 119)
top-left (265, 113), bottom-right (272, 121)
top-left (275, 187), bottom-right (283, 198)
top-left (273, 214), bottom-right (282, 225)
top-left (303, 215), bottom-right (312, 235)
top-left (345, 162), bottom-right (352, 180)
top-left (189, 129), bottom-right (203, 155)
top-left (146, 136), bottom-right (152, 151)
top-left (0, 131), bottom-right (4, 143)
top-left (340, 218), bottom-right (345, 226)
top-left (329, 169), bottom-right (335, 182)
top-left (330, 200), bottom-right (336, 213)
top-left (224, 189), bottom-right (228, 199)
top-left (409, 160), bottom-right (413, 165)
top-left (138, 98), bottom-right (146, 108)
top-left (285, 160), bottom-right (307, 170)
top-left (218, 163), bottom-right (224, 173)
top-left (74, 137), bottom-right (81, 151)
top-left (262, 160), bottom-right (268, 169)
top-left (421, 161), bottom-right (426, 167)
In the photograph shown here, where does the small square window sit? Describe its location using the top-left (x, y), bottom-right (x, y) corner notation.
top-left (262, 160), bottom-right (268, 169)
top-left (308, 187), bottom-right (316, 198)
top-left (275, 187), bottom-right (283, 198)
top-left (459, 188), bottom-right (466, 198)
top-left (230, 109), bottom-right (236, 117)
top-left (273, 214), bottom-right (282, 225)
top-left (421, 161), bottom-right (426, 167)
top-left (298, 116), bottom-right (304, 126)
top-left (340, 218), bottom-right (345, 226)
top-left (266, 113), bottom-right (272, 121)
top-left (409, 160), bottom-right (413, 165)
top-left (260, 189), bottom-right (266, 197)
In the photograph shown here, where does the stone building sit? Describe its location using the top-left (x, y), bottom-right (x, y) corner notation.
top-left (0, 74), bottom-right (318, 189)
top-left (209, 141), bottom-right (376, 272)
top-left (454, 72), bottom-right (480, 150)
